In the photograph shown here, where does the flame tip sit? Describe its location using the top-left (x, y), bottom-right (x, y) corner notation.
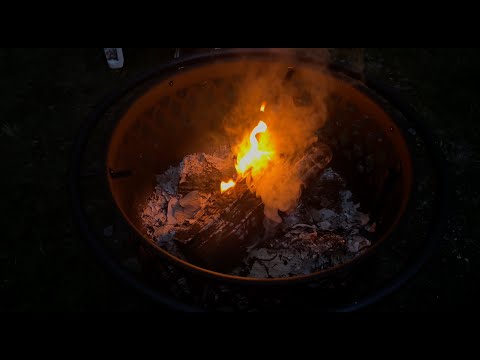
top-left (260, 101), bottom-right (267, 112)
top-left (220, 179), bottom-right (236, 193)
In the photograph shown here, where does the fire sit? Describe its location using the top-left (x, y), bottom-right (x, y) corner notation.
top-left (220, 101), bottom-right (274, 193)
top-left (260, 101), bottom-right (267, 112)
top-left (235, 120), bottom-right (273, 176)
top-left (220, 179), bottom-right (236, 193)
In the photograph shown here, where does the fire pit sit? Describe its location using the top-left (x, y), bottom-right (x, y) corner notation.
top-left (70, 49), bottom-right (447, 310)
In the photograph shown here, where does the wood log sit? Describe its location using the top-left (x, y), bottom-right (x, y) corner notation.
top-left (175, 179), bottom-right (264, 271)
top-left (177, 153), bottom-right (235, 196)
top-left (174, 142), bottom-right (332, 272)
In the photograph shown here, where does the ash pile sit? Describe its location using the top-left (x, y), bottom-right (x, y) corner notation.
top-left (141, 147), bottom-right (374, 278)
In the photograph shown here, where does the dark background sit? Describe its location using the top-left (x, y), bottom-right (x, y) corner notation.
top-left (1, 48), bottom-right (478, 311)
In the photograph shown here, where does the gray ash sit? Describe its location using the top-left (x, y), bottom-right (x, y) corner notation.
top-left (141, 150), bottom-right (373, 278)
top-left (236, 186), bottom-right (372, 278)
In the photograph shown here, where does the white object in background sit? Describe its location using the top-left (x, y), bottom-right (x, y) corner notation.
top-left (104, 48), bottom-right (124, 69)
top-left (174, 48), bottom-right (180, 59)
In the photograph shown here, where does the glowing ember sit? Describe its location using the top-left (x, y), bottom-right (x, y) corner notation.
top-left (220, 101), bottom-right (274, 193)
top-left (220, 179), bottom-right (236, 193)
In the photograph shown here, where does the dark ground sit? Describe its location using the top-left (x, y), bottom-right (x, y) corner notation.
top-left (1, 48), bottom-right (478, 311)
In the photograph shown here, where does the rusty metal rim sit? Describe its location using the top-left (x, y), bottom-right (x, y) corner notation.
top-left (69, 49), bottom-right (447, 310)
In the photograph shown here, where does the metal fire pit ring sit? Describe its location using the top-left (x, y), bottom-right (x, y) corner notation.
top-left (69, 49), bottom-right (448, 311)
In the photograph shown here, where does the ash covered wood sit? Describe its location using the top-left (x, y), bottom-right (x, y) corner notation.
top-left (175, 143), bottom-right (334, 270)
top-left (141, 148), bottom-right (265, 270)
top-left (177, 151), bottom-right (235, 196)
top-left (141, 147), bottom-right (374, 278)
top-left (175, 179), bottom-right (264, 270)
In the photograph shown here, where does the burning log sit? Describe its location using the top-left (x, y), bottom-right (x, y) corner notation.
top-left (173, 143), bottom-right (332, 271)
top-left (175, 178), bottom-right (264, 271)
top-left (143, 100), bottom-right (336, 273)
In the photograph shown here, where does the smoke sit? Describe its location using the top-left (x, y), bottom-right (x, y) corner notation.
top-left (223, 50), bottom-right (332, 223)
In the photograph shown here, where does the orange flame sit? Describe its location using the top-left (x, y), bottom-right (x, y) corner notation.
top-left (220, 179), bottom-right (236, 193)
top-left (235, 120), bottom-right (273, 176)
top-left (220, 101), bottom-right (274, 193)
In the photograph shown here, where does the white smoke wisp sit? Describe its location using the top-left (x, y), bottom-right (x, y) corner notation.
top-left (222, 57), bottom-right (332, 223)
